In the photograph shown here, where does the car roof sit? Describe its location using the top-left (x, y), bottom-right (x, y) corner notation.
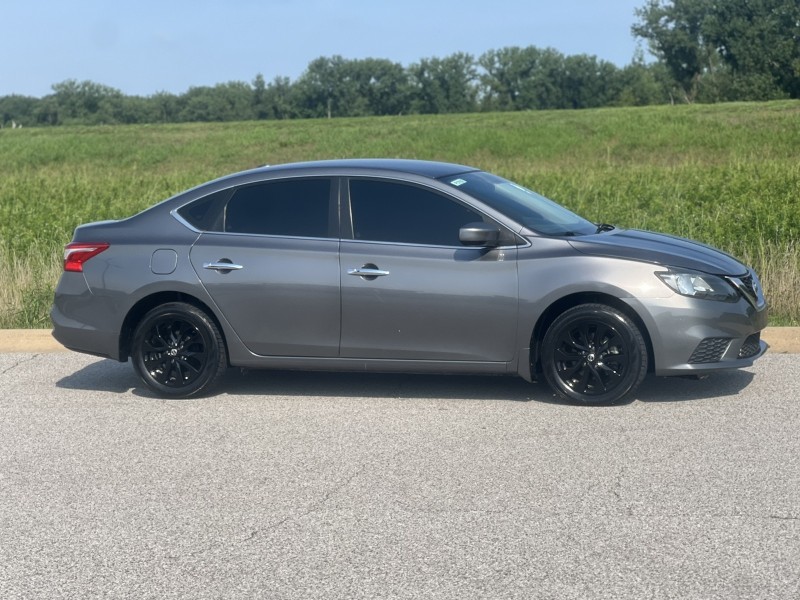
top-left (253, 158), bottom-right (480, 179)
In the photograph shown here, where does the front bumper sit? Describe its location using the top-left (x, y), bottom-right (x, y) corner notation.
top-left (624, 294), bottom-right (769, 377)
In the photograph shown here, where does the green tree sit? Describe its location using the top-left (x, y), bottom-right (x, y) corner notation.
top-left (0, 95), bottom-right (38, 127)
top-left (703, 0), bottom-right (800, 99)
top-left (558, 54), bottom-right (622, 109)
top-left (408, 53), bottom-right (478, 114)
top-left (51, 79), bottom-right (127, 124)
top-left (479, 46), bottom-right (543, 110)
top-left (479, 47), bottom-right (621, 110)
top-left (614, 51), bottom-right (673, 106)
top-left (294, 56), bottom-right (411, 118)
top-left (262, 76), bottom-right (296, 120)
top-left (293, 56), bottom-right (348, 118)
top-left (355, 58), bottom-right (411, 116)
top-left (252, 73), bottom-right (269, 119)
top-left (122, 95), bottom-right (166, 124)
top-left (518, 47), bottom-right (568, 109)
top-left (178, 82), bottom-right (255, 122)
top-left (34, 96), bottom-right (60, 125)
top-left (631, 0), bottom-right (718, 102)
top-left (633, 0), bottom-right (800, 100)
top-left (149, 91), bottom-right (180, 123)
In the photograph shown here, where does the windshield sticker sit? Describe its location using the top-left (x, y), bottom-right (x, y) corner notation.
top-left (450, 178), bottom-right (467, 187)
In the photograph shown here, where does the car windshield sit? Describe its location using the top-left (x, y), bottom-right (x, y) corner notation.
top-left (440, 171), bottom-right (597, 236)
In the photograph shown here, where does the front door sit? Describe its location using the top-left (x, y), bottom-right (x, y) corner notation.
top-left (340, 178), bottom-right (518, 362)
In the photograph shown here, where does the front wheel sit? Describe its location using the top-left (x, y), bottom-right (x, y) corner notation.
top-left (540, 303), bottom-right (648, 405)
top-left (131, 302), bottom-right (227, 398)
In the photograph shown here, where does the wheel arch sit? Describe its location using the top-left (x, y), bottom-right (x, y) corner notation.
top-left (119, 291), bottom-right (229, 364)
top-left (528, 292), bottom-right (655, 379)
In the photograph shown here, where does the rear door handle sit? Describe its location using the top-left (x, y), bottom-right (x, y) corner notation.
top-left (204, 261), bottom-right (243, 272)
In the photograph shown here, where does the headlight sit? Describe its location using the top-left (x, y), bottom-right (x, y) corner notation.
top-left (657, 271), bottom-right (739, 302)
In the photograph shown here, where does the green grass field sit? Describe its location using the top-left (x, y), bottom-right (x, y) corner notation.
top-left (1, 101), bottom-right (799, 327)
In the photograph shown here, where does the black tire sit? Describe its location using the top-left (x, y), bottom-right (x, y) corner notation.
top-left (131, 302), bottom-right (227, 398)
top-left (540, 303), bottom-right (647, 405)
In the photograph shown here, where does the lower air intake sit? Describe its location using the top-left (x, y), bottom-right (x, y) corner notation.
top-left (689, 338), bottom-right (731, 364)
top-left (738, 333), bottom-right (761, 359)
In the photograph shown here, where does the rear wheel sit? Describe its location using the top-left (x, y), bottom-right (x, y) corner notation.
top-left (131, 302), bottom-right (227, 398)
top-left (541, 303), bottom-right (647, 405)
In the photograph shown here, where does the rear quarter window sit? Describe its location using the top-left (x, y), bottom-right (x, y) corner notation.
top-left (176, 189), bottom-right (229, 231)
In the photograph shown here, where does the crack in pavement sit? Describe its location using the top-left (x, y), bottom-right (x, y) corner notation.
top-left (0, 354), bottom-right (39, 377)
top-left (250, 465), bottom-right (367, 539)
top-left (165, 465), bottom-right (366, 560)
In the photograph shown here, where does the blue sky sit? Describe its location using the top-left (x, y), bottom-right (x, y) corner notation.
top-left (1, 0), bottom-right (648, 98)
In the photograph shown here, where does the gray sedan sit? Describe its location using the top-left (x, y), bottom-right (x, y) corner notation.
top-left (51, 159), bottom-right (768, 403)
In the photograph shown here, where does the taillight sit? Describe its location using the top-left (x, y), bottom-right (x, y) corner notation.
top-left (64, 242), bottom-right (110, 272)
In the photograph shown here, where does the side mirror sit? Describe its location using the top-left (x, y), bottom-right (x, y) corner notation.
top-left (459, 222), bottom-right (501, 247)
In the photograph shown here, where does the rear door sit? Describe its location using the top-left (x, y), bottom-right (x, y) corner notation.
top-left (190, 177), bottom-right (341, 357)
top-left (340, 178), bottom-right (519, 362)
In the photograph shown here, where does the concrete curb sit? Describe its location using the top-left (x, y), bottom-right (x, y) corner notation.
top-left (0, 330), bottom-right (67, 353)
top-left (1, 328), bottom-right (799, 354)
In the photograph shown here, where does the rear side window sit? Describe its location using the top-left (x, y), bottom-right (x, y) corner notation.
top-left (349, 179), bottom-right (482, 246)
top-left (225, 178), bottom-right (332, 238)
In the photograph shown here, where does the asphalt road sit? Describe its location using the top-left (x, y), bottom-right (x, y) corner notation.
top-left (1, 352), bottom-right (798, 600)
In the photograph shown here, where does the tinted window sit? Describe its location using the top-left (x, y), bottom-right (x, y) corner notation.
top-left (225, 179), bottom-right (331, 238)
top-left (439, 171), bottom-right (596, 236)
top-left (349, 180), bottom-right (482, 246)
top-left (177, 189), bottom-right (229, 231)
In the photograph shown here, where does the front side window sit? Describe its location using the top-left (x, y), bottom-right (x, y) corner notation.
top-left (225, 178), bottom-right (332, 238)
top-left (349, 179), bottom-right (483, 246)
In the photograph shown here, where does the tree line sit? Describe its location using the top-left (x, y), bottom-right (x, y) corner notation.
top-left (0, 50), bottom-right (674, 127)
top-left (1, 0), bottom-right (797, 127)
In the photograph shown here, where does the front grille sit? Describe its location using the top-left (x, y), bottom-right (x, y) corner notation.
top-left (738, 333), bottom-right (761, 359)
top-left (689, 338), bottom-right (731, 363)
top-left (728, 271), bottom-right (765, 308)
top-left (739, 273), bottom-right (756, 298)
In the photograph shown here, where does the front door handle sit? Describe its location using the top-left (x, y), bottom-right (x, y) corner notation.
top-left (348, 264), bottom-right (390, 280)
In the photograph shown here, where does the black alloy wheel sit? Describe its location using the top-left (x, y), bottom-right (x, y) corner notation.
top-left (132, 302), bottom-right (227, 398)
top-left (541, 303), bottom-right (648, 404)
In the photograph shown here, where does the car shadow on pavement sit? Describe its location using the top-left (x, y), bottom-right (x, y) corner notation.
top-left (56, 358), bottom-right (140, 394)
top-left (635, 369), bottom-right (754, 403)
top-left (217, 368), bottom-right (755, 405)
top-left (56, 359), bottom-right (756, 405)
top-left (220, 369), bottom-right (542, 402)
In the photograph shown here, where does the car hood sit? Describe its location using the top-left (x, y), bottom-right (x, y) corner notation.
top-left (566, 229), bottom-right (748, 275)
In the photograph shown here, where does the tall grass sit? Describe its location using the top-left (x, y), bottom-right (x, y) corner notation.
top-left (1, 101), bottom-right (798, 327)
top-left (739, 241), bottom-right (800, 323)
top-left (0, 243), bottom-right (62, 329)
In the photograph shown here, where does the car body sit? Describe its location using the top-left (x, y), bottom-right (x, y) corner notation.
top-left (51, 159), bottom-right (768, 403)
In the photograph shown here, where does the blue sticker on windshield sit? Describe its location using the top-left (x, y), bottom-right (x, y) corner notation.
top-left (450, 178), bottom-right (467, 187)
